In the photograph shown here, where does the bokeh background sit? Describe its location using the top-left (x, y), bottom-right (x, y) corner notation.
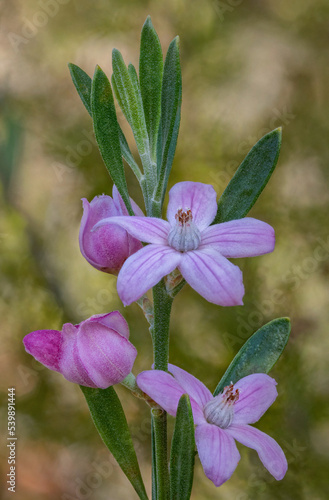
top-left (1, 0), bottom-right (329, 498)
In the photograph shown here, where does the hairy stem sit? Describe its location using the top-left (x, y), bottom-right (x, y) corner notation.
top-left (151, 280), bottom-right (173, 500)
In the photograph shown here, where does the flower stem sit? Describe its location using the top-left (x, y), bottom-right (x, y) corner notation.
top-left (151, 280), bottom-right (173, 499)
top-left (153, 280), bottom-right (173, 371)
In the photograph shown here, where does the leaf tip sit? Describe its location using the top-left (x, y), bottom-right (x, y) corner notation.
top-left (93, 64), bottom-right (102, 78)
top-left (143, 15), bottom-right (153, 27)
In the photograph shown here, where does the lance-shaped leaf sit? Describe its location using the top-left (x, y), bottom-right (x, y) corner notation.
top-left (112, 50), bottom-right (149, 158)
top-left (91, 65), bottom-right (133, 214)
top-left (80, 385), bottom-right (148, 500)
top-left (213, 128), bottom-right (282, 224)
top-left (170, 394), bottom-right (195, 500)
top-left (68, 64), bottom-right (142, 183)
top-left (68, 63), bottom-right (93, 116)
top-left (214, 318), bottom-right (291, 396)
top-left (155, 36), bottom-right (182, 204)
top-left (139, 16), bottom-right (163, 161)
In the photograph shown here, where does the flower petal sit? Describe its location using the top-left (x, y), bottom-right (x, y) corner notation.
top-left (79, 196), bottom-right (123, 271)
top-left (117, 245), bottom-right (181, 305)
top-left (112, 184), bottom-right (144, 216)
top-left (233, 373), bottom-right (278, 425)
top-left (23, 329), bottom-right (62, 372)
top-left (179, 247), bottom-right (244, 306)
top-left (60, 323), bottom-right (96, 387)
top-left (168, 364), bottom-right (213, 408)
top-left (94, 216), bottom-right (170, 245)
top-left (200, 218), bottom-right (275, 257)
top-left (137, 370), bottom-right (206, 424)
top-left (167, 182), bottom-right (218, 231)
top-left (77, 320), bottom-right (137, 388)
top-left (195, 424), bottom-right (240, 487)
top-left (227, 424), bottom-right (288, 480)
top-left (83, 311), bottom-right (130, 340)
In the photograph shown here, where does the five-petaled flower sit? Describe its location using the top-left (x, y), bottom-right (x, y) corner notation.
top-left (23, 312), bottom-right (137, 388)
top-left (79, 185), bottom-right (143, 275)
top-left (137, 364), bottom-right (287, 487)
top-left (94, 182), bottom-right (275, 306)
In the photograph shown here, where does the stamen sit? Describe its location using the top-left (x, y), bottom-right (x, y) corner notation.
top-left (204, 383), bottom-right (240, 429)
top-left (168, 208), bottom-right (201, 252)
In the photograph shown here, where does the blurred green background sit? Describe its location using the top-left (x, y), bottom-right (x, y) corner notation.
top-left (1, 0), bottom-right (329, 498)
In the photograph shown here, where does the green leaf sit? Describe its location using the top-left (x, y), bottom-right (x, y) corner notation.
top-left (118, 128), bottom-right (143, 181)
top-left (68, 63), bottom-right (92, 116)
top-left (112, 50), bottom-right (156, 204)
top-left (68, 64), bottom-right (142, 182)
top-left (91, 65), bottom-right (133, 215)
top-left (112, 50), bottom-right (149, 158)
top-left (155, 36), bottom-right (182, 205)
top-left (139, 16), bottom-right (163, 161)
top-left (170, 394), bottom-right (195, 500)
top-left (213, 128), bottom-right (282, 224)
top-left (214, 318), bottom-right (291, 396)
top-left (80, 385), bottom-right (148, 500)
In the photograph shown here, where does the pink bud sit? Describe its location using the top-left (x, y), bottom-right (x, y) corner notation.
top-left (79, 185), bottom-right (143, 275)
top-left (23, 312), bottom-right (137, 388)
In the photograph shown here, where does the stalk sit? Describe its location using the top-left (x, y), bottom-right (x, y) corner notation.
top-left (151, 280), bottom-right (173, 499)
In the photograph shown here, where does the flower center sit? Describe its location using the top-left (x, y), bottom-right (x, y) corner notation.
top-left (168, 208), bottom-right (201, 252)
top-left (203, 383), bottom-right (240, 429)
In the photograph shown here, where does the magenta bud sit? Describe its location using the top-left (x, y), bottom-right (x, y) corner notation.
top-left (79, 185), bottom-right (143, 275)
top-left (23, 312), bottom-right (137, 388)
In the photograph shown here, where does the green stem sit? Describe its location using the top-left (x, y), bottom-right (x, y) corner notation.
top-left (152, 409), bottom-right (169, 500)
top-left (153, 281), bottom-right (173, 371)
top-left (151, 280), bottom-right (173, 500)
top-left (151, 416), bottom-right (157, 500)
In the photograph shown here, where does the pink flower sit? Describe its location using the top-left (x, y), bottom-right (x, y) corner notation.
top-left (94, 181), bottom-right (275, 306)
top-left (79, 185), bottom-right (143, 275)
top-left (23, 312), bottom-right (137, 388)
top-left (137, 365), bottom-right (287, 487)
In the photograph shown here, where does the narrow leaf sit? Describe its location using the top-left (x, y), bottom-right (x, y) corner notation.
top-left (214, 318), bottom-right (291, 396)
top-left (112, 50), bottom-right (149, 157)
top-left (91, 65), bottom-right (133, 214)
top-left (213, 128), bottom-right (282, 224)
top-left (118, 128), bottom-right (143, 181)
top-left (156, 36), bottom-right (182, 202)
top-left (80, 385), bottom-right (148, 500)
top-left (139, 16), bottom-right (163, 161)
top-left (68, 63), bottom-right (92, 116)
top-left (67, 64), bottom-right (142, 182)
top-left (170, 394), bottom-right (195, 500)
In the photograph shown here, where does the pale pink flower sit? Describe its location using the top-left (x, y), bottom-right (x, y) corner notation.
top-left (23, 312), bottom-right (137, 388)
top-left (94, 181), bottom-right (275, 305)
top-left (137, 365), bottom-right (287, 487)
top-left (80, 185), bottom-right (143, 275)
